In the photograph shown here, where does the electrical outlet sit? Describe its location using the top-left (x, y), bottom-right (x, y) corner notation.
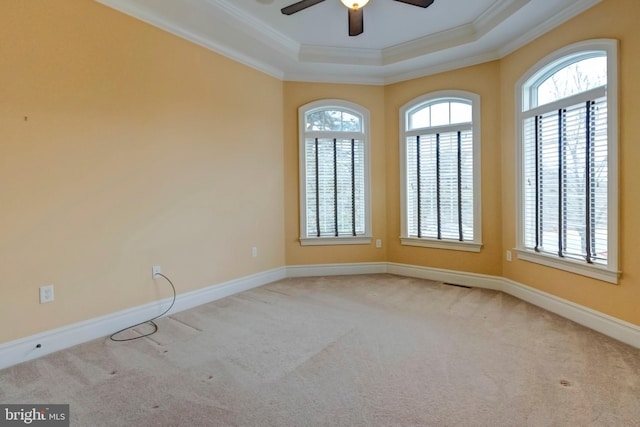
top-left (39, 284), bottom-right (54, 304)
top-left (375, 239), bottom-right (382, 248)
top-left (152, 265), bottom-right (162, 278)
top-left (506, 250), bottom-right (512, 262)
top-left (252, 247), bottom-right (258, 258)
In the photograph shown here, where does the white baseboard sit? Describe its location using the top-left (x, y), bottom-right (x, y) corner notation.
top-left (0, 267), bottom-right (287, 371)
top-left (386, 262), bottom-right (640, 350)
top-left (286, 262), bottom-right (387, 278)
top-left (501, 278), bottom-right (640, 349)
top-left (386, 262), bottom-right (504, 291)
top-left (2, 262), bottom-right (639, 370)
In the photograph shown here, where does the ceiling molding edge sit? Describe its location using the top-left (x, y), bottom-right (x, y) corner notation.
top-left (497, 0), bottom-right (603, 58)
top-left (283, 72), bottom-right (388, 86)
top-left (206, 0), bottom-right (300, 55)
top-left (299, 45), bottom-right (383, 66)
top-left (382, 0), bottom-right (529, 65)
top-left (382, 50), bottom-right (502, 85)
top-left (94, 0), bottom-right (286, 80)
top-left (289, 0), bottom-right (531, 66)
top-left (94, 0), bottom-right (604, 85)
top-left (282, 50), bottom-right (502, 86)
top-left (474, 0), bottom-right (530, 29)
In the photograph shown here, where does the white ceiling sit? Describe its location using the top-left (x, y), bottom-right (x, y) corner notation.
top-left (95, 0), bottom-right (601, 84)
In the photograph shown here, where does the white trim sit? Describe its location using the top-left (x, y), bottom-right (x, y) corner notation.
top-left (385, 262), bottom-right (640, 349)
top-left (516, 249), bottom-right (619, 284)
top-left (3, 262), bottom-right (639, 371)
top-left (300, 237), bottom-right (372, 246)
top-left (95, 0), bottom-right (602, 85)
top-left (381, 0), bottom-right (530, 66)
top-left (0, 267), bottom-right (286, 371)
top-left (497, 0), bottom-right (602, 58)
top-left (400, 238), bottom-right (483, 252)
top-left (405, 123), bottom-right (473, 138)
top-left (286, 262), bottom-right (387, 278)
top-left (522, 86), bottom-right (606, 118)
top-left (386, 262), bottom-right (503, 291)
top-left (94, 0), bottom-right (286, 80)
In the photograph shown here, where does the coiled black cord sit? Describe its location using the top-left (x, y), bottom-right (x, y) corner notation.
top-left (109, 273), bottom-right (176, 342)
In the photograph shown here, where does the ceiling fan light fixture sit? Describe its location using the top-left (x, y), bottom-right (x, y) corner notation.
top-left (340, 0), bottom-right (369, 9)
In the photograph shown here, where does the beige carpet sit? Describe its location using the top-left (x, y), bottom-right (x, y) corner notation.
top-left (1, 274), bottom-right (639, 426)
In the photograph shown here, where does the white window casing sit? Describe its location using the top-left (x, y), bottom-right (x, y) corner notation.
top-left (399, 90), bottom-right (483, 252)
top-left (299, 99), bottom-right (372, 246)
top-left (515, 39), bottom-right (619, 284)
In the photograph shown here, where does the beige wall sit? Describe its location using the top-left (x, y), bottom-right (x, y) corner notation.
top-left (0, 0), bottom-right (285, 343)
top-left (283, 82), bottom-right (387, 265)
top-left (500, 0), bottom-right (640, 325)
top-left (2, 0), bottom-right (639, 346)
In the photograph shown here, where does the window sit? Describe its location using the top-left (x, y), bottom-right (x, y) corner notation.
top-left (299, 100), bottom-right (371, 245)
top-left (516, 39), bottom-right (619, 283)
top-left (400, 91), bottom-right (482, 252)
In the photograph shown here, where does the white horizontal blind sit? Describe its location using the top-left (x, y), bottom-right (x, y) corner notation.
top-left (406, 129), bottom-right (473, 241)
top-left (305, 137), bottom-right (365, 237)
top-left (522, 95), bottom-right (607, 264)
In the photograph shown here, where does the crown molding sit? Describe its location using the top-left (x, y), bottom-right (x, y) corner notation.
top-left (382, 50), bottom-right (502, 85)
top-left (94, 0), bottom-right (286, 79)
top-left (498, 0), bottom-right (603, 57)
top-left (299, 45), bottom-right (383, 66)
top-left (382, 0), bottom-right (529, 65)
top-left (206, 0), bottom-right (300, 57)
top-left (284, 0), bottom-right (530, 67)
top-left (94, 0), bottom-right (604, 84)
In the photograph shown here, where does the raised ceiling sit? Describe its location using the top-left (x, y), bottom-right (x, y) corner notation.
top-left (95, 0), bottom-right (601, 84)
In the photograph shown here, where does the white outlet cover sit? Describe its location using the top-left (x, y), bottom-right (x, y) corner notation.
top-left (39, 285), bottom-right (54, 304)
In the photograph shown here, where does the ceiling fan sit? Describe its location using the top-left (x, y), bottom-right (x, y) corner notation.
top-left (281, 0), bottom-right (435, 37)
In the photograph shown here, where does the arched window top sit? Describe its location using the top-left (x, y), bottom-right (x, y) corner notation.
top-left (405, 97), bottom-right (473, 131)
top-left (522, 49), bottom-right (607, 111)
top-left (303, 102), bottom-right (363, 132)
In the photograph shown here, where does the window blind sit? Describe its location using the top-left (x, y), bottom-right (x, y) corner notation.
top-left (305, 137), bottom-right (365, 237)
top-left (406, 129), bottom-right (474, 241)
top-left (523, 96), bottom-right (608, 264)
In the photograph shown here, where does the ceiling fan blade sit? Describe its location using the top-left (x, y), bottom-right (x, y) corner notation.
top-left (281, 0), bottom-right (325, 15)
top-left (392, 0), bottom-right (435, 8)
top-left (348, 8), bottom-right (364, 36)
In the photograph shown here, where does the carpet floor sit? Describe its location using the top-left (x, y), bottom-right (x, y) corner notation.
top-left (1, 274), bottom-right (639, 426)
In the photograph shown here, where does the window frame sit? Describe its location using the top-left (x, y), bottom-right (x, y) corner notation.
top-left (515, 39), bottom-right (619, 283)
top-left (298, 99), bottom-right (372, 246)
top-left (399, 90), bottom-right (483, 252)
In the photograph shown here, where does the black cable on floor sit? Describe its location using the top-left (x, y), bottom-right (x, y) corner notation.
top-left (109, 273), bottom-right (176, 342)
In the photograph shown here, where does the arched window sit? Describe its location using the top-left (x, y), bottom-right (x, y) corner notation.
top-left (299, 100), bottom-right (371, 245)
top-left (516, 39), bottom-right (619, 283)
top-left (400, 91), bottom-right (482, 252)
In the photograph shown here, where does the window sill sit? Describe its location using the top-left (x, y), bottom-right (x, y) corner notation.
top-left (400, 238), bottom-right (483, 252)
top-left (515, 249), bottom-right (620, 284)
top-left (300, 236), bottom-right (372, 246)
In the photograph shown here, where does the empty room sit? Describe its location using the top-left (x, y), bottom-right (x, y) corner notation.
top-left (1, 0), bottom-right (639, 425)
